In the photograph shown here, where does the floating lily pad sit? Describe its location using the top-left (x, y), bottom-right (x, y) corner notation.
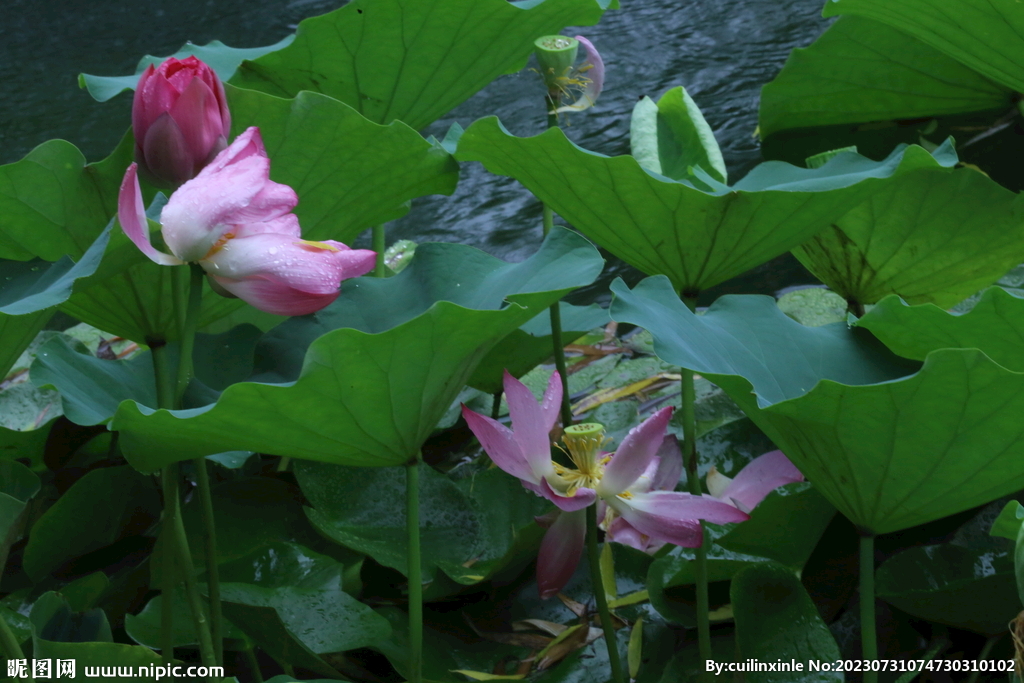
top-left (112, 228), bottom-right (602, 471)
top-left (791, 160), bottom-right (1024, 309)
top-left (857, 287), bottom-right (1024, 371)
top-left (227, 86), bottom-right (459, 244)
top-left (611, 275), bottom-right (1024, 534)
top-left (456, 116), bottom-right (956, 296)
top-left (822, 0), bottom-right (1024, 94)
top-left (79, 37), bottom-right (296, 102)
top-left (732, 563), bottom-right (842, 682)
top-left (759, 16), bottom-right (1012, 138)
top-left (231, 0), bottom-right (617, 130)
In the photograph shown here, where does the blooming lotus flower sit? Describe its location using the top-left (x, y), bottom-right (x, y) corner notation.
top-left (604, 447), bottom-right (805, 552)
top-left (118, 127), bottom-right (375, 316)
top-left (533, 35), bottom-right (604, 114)
top-left (132, 56), bottom-right (232, 188)
top-left (462, 371), bottom-right (747, 598)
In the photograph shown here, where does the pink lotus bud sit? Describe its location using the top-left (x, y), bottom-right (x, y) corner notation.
top-left (132, 56), bottom-right (232, 189)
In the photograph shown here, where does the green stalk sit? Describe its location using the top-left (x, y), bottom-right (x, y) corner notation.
top-left (195, 460), bottom-right (222, 666)
top-left (966, 634), bottom-right (1000, 683)
top-left (244, 647), bottom-right (265, 683)
top-left (586, 505), bottom-right (625, 683)
top-left (860, 533), bottom-right (878, 683)
top-left (680, 294), bottom-right (712, 676)
top-left (373, 224), bottom-right (387, 277)
top-left (151, 342), bottom-right (176, 666)
top-left (542, 99), bottom-right (573, 428)
top-left (0, 607), bottom-right (24, 659)
top-left (407, 457), bottom-right (423, 683)
top-left (175, 263), bottom-right (223, 666)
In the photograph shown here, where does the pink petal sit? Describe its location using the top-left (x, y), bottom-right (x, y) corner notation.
top-left (134, 67), bottom-right (178, 138)
top-left (117, 163), bottom-right (183, 267)
top-left (503, 370), bottom-right (558, 481)
top-left (461, 405), bottom-right (540, 485)
top-left (169, 77), bottom-right (223, 175)
top-left (606, 517), bottom-right (649, 551)
top-left (202, 126), bottom-right (265, 173)
top-left (208, 275), bottom-right (338, 316)
top-left (720, 450), bottom-right (804, 513)
top-left (537, 509), bottom-right (586, 599)
top-left (131, 65), bottom-right (156, 143)
top-left (651, 435), bottom-right (683, 492)
top-left (539, 478), bottom-right (596, 512)
top-left (554, 35), bottom-right (604, 113)
top-left (599, 407), bottom-right (673, 496)
top-left (141, 113), bottom-right (195, 187)
top-left (610, 490), bottom-right (748, 548)
top-left (538, 371), bottom-right (564, 434)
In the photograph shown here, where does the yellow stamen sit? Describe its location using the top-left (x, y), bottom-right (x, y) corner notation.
top-left (296, 239), bottom-right (340, 251)
top-left (204, 231), bottom-right (236, 259)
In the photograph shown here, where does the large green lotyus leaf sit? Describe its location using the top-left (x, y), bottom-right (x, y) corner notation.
top-left (857, 288), bottom-right (1024, 371)
top-left (759, 16), bottom-right (1013, 138)
top-left (791, 155), bottom-right (1024, 309)
top-left (230, 0), bottom-right (617, 130)
top-left (610, 275), bottom-right (1024, 534)
top-left (111, 228), bottom-right (603, 471)
top-left (456, 116), bottom-right (956, 296)
top-left (823, 0), bottom-right (1024, 94)
top-left (226, 86), bottom-right (459, 244)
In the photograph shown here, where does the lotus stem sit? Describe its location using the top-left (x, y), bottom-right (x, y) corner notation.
top-left (586, 505), bottom-right (625, 683)
top-left (373, 224), bottom-right (386, 277)
top-left (407, 456), bottom-right (423, 683)
top-left (680, 294), bottom-right (713, 678)
top-left (543, 98), bottom-right (573, 429)
top-left (244, 646), bottom-right (264, 683)
top-left (174, 264), bottom-right (205, 404)
top-left (860, 532), bottom-right (878, 683)
top-left (150, 342), bottom-right (176, 666)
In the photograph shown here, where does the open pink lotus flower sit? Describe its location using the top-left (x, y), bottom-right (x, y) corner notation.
top-left (462, 371), bottom-right (748, 598)
top-left (118, 127), bottom-right (375, 316)
top-left (604, 447), bottom-right (806, 552)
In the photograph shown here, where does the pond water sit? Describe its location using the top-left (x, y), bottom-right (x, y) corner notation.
top-left (2, 0), bottom-right (837, 302)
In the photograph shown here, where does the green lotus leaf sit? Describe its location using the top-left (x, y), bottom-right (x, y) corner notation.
top-left (22, 465), bottom-right (160, 581)
top-left (111, 228), bottom-right (602, 470)
top-left (610, 275), bottom-right (1024, 534)
top-left (759, 16), bottom-right (1012, 138)
top-left (731, 563), bottom-right (842, 681)
top-left (456, 116), bottom-right (956, 296)
top-left (990, 500), bottom-right (1024, 541)
top-left (0, 224), bottom-right (109, 379)
top-left (823, 0), bottom-right (1024, 94)
top-left (857, 287), bottom-right (1024, 371)
top-left (791, 165), bottom-right (1024, 309)
top-left (30, 593), bottom-right (162, 678)
top-left (631, 86), bottom-right (726, 183)
top-left (876, 508), bottom-right (1018, 636)
top-left (79, 37), bottom-right (296, 102)
top-left (230, 0), bottom-right (617, 130)
top-left (0, 460), bottom-right (40, 573)
top-left (227, 86), bottom-right (459, 244)
top-left (125, 586), bottom-right (252, 650)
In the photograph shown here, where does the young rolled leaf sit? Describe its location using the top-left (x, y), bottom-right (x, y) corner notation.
top-left (456, 116), bottom-right (956, 296)
top-left (822, 0), bottom-right (1024, 94)
top-left (111, 228), bottom-right (603, 471)
top-left (791, 155), bottom-right (1024, 309)
top-left (611, 275), bottom-right (1024, 535)
top-left (230, 0), bottom-right (618, 130)
top-left (631, 85), bottom-right (726, 183)
top-left (759, 16), bottom-right (1012, 138)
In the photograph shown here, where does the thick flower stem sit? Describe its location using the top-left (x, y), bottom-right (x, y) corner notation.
top-left (407, 456), bottom-right (423, 683)
top-left (373, 224), bottom-right (386, 277)
top-left (680, 294), bottom-right (713, 677)
top-left (860, 533), bottom-right (878, 683)
top-left (542, 99), bottom-right (574, 429)
top-left (176, 263), bottom-right (224, 667)
top-left (151, 343), bottom-right (176, 666)
top-left (586, 505), bottom-right (625, 683)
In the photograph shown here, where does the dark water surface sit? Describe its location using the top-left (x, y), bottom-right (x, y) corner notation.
top-left (2, 0), bottom-right (833, 301)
